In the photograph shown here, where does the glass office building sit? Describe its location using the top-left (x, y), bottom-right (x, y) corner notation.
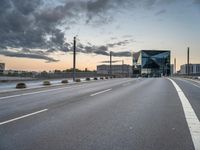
top-left (133, 50), bottom-right (171, 77)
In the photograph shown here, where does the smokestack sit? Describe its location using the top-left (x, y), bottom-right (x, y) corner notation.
top-left (122, 60), bottom-right (124, 77)
top-left (110, 51), bottom-right (112, 76)
top-left (73, 36), bottom-right (76, 81)
top-left (187, 47), bottom-right (190, 76)
top-left (174, 58), bottom-right (176, 74)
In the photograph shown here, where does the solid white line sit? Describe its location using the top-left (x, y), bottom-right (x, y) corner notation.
top-left (0, 79), bottom-right (133, 100)
top-left (0, 109), bottom-right (48, 126)
top-left (0, 85), bottom-right (85, 100)
top-left (168, 78), bottom-right (200, 150)
top-left (0, 94), bottom-right (22, 100)
top-left (0, 82), bottom-right (76, 94)
top-left (178, 78), bottom-right (200, 88)
top-left (90, 89), bottom-right (112, 97)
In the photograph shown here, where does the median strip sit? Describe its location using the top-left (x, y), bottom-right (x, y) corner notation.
top-left (90, 89), bottom-right (112, 97)
top-left (168, 78), bottom-right (200, 150)
top-left (0, 109), bottom-right (48, 126)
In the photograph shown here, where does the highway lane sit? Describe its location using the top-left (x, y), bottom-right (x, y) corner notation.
top-left (0, 78), bottom-right (199, 150)
top-left (172, 78), bottom-right (200, 120)
top-left (0, 78), bottom-right (137, 121)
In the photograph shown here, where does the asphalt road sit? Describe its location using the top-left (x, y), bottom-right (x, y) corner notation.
top-left (0, 78), bottom-right (199, 150)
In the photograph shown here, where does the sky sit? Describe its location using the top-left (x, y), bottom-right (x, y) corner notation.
top-left (0, 0), bottom-right (200, 71)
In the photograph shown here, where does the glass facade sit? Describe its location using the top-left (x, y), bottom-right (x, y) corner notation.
top-left (134, 50), bottom-right (171, 77)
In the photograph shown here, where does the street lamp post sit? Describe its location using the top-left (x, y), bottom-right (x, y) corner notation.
top-left (187, 47), bottom-right (190, 76)
top-left (73, 36), bottom-right (76, 81)
top-left (110, 51), bottom-right (112, 77)
top-left (122, 60), bottom-right (124, 77)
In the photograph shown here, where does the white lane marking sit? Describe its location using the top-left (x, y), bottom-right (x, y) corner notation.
top-left (178, 78), bottom-right (200, 88)
top-left (0, 85), bottom-right (85, 100)
top-left (90, 89), bottom-right (112, 97)
top-left (0, 82), bottom-right (76, 94)
top-left (0, 94), bottom-right (21, 100)
top-left (0, 79), bottom-right (134, 100)
top-left (168, 78), bottom-right (200, 150)
top-left (0, 109), bottom-right (48, 126)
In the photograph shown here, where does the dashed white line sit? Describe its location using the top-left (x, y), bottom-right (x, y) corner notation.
top-left (0, 109), bottom-right (48, 126)
top-left (168, 78), bottom-right (200, 150)
top-left (90, 89), bottom-right (112, 97)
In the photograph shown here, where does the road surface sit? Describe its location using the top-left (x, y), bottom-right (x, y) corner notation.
top-left (0, 78), bottom-right (199, 150)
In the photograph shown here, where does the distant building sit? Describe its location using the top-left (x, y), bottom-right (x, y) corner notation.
top-left (0, 63), bottom-right (5, 73)
top-left (97, 64), bottom-right (132, 77)
top-left (180, 64), bottom-right (200, 75)
top-left (133, 50), bottom-right (171, 77)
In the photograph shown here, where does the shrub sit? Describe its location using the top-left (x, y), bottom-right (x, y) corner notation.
top-left (61, 80), bottom-right (68, 84)
top-left (75, 79), bottom-right (81, 82)
top-left (86, 77), bottom-right (90, 81)
top-left (16, 83), bottom-right (27, 89)
top-left (43, 80), bottom-right (51, 86)
top-left (94, 77), bottom-right (98, 80)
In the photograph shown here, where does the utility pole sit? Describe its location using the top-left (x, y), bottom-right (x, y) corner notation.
top-left (187, 47), bottom-right (190, 76)
top-left (162, 57), bottom-right (164, 77)
top-left (174, 58), bottom-right (176, 75)
top-left (122, 60), bottom-right (124, 77)
top-left (73, 36), bottom-right (76, 81)
top-left (110, 51), bottom-right (112, 77)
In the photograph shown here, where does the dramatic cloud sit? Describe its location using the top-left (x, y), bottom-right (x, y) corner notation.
top-left (0, 0), bottom-right (178, 61)
top-left (112, 51), bottom-right (132, 57)
top-left (0, 50), bottom-right (58, 62)
top-left (155, 9), bottom-right (166, 15)
top-left (75, 39), bottom-right (132, 57)
top-left (194, 0), bottom-right (200, 4)
top-left (107, 39), bottom-right (134, 48)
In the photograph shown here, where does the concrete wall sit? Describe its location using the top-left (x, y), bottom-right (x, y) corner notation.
top-left (36, 72), bottom-right (98, 79)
